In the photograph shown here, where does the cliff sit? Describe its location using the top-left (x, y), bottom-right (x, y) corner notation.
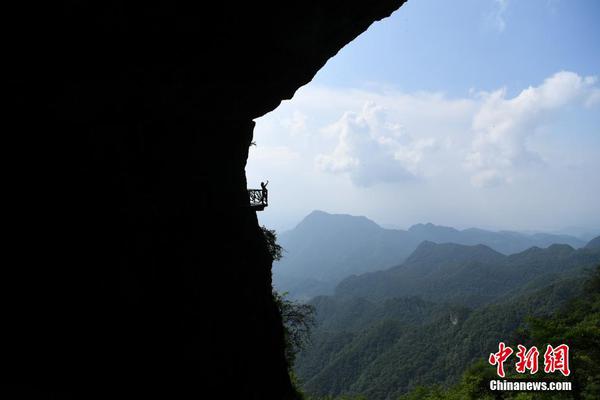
top-left (9, 1), bottom-right (406, 399)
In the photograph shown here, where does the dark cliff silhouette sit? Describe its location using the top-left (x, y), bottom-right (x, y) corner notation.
top-left (8, 1), bottom-right (406, 399)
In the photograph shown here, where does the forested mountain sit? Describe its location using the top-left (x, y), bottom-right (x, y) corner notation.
top-left (397, 266), bottom-right (600, 400)
top-left (335, 241), bottom-right (600, 306)
top-left (296, 236), bottom-right (600, 400)
top-left (273, 211), bottom-right (588, 299)
top-left (274, 211), bottom-right (420, 300)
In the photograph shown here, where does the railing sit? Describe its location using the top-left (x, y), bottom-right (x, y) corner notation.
top-left (248, 189), bottom-right (268, 209)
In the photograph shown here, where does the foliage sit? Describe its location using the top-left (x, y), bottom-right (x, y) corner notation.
top-left (281, 226), bottom-right (600, 399)
top-left (522, 265), bottom-right (600, 399)
top-left (398, 266), bottom-right (600, 400)
top-left (336, 242), bottom-right (600, 307)
top-left (262, 225), bottom-right (316, 399)
top-left (295, 245), bottom-right (600, 399)
top-left (262, 225), bottom-right (283, 262)
top-left (395, 360), bottom-right (499, 400)
top-left (307, 395), bottom-right (369, 400)
top-left (274, 290), bottom-right (316, 368)
top-left (298, 280), bottom-right (586, 398)
top-left (262, 225), bottom-right (314, 365)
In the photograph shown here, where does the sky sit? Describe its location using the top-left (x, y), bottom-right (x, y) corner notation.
top-left (246, 0), bottom-right (600, 235)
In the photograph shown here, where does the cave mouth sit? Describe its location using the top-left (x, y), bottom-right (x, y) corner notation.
top-left (9, 1), bottom-right (407, 399)
top-left (245, 1), bottom-right (600, 397)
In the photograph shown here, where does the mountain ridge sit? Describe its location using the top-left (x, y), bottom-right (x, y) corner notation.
top-left (274, 210), bottom-right (589, 299)
top-left (335, 239), bottom-right (600, 305)
top-left (296, 244), bottom-right (600, 399)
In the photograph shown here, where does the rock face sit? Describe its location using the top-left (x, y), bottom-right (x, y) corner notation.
top-left (9, 1), bottom-right (406, 399)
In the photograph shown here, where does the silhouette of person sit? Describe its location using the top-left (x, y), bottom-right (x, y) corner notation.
top-left (260, 180), bottom-right (269, 204)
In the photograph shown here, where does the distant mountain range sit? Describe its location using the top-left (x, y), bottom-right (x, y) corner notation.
top-left (296, 236), bottom-right (600, 399)
top-left (335, 239), bottom-right (600, 306)
top-left (273, 210), bottom-right (592, 299)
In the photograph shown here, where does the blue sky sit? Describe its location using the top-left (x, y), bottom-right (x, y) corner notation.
top-left (315, 0), bottom-right (600, 96)
top-left (247, 0), bottom-right (600, 235)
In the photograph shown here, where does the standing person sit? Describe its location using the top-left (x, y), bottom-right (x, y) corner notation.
top-left (260, 180), bottom-right (269, 204)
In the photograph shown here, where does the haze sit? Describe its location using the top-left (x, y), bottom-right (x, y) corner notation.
top-left (246, 0), bottom-right (600, 235)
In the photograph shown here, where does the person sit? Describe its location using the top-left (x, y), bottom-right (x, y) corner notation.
top-left (260, 180), bottom-right (269, 204)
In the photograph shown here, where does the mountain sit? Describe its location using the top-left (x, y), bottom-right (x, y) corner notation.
top-left (296, 243), bottom-right (600, 400)
top-left (585, 235), bottom-right (600, 250)
top-left (406, 223), bottom-right (585, 254)
top-left (273, 211), bottom-right (420, 299)
top-left (273, 211), bottom-right (587, 299)
top-left (336, 241), bottom-right (600, 306)
top-left (397, 266), bottom-right (600, 399)
top-left (298, 276), bottom-right (592, 400)
top-left (552, 226), bottom-right (600, 242)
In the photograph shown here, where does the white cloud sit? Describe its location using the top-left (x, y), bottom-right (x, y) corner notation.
top-left (585, 88), bottom-right (600, 108)
top-left (490, 0), bottom-right (509, 33)
top-left (280, 111), bottom-right (308, 136)
top-left (315, 102), bottom-right (437, 186)
top-left (248, 71), bottom-right (600, 231)
top-left (250, 70), bottom-right (598, 192)
top-left (471, 169), bottom-right (507, 188)
top-left (465, 71), bottom-right (598, 187)
top-left (252, 71), bottom-right (598, 190)
top-left (249, 145), bottom-right (300, 165)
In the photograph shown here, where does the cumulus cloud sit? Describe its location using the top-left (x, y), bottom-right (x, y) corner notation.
top-left (248, 70), bottom-right (600, 232)
top-left (316, 102), bottom-right (437, 186)
top-left (465, 71), bottom-right (598, 187)
top-left (250, 70), bottom-right (598, 191)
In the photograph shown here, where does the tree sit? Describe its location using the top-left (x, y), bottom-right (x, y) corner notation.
top-left (262, 225), bottom-right (316, 397)
top-left (273, 290), bottom-right (315, 367)
top-left (523, 265), bottom-right (600, 400)
top-left (262, 225), bottom-right (283, 262)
